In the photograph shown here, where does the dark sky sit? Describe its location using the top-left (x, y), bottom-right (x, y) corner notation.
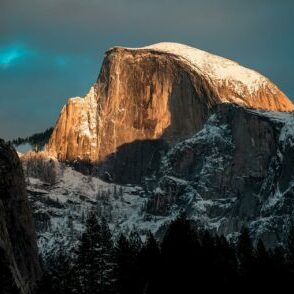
top-left (1, 0), bottom-right (293, 140)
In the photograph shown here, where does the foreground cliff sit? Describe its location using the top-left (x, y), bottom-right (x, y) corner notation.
top-left (0, 140), bottom-right (41, 293)
top-left (46, 42), bottom-right (294, 173)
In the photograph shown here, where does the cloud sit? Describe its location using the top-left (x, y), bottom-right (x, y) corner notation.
top-left (0, 43), bottom-right (35, 69)
top-left (0, 41), bottom-right (91, 74)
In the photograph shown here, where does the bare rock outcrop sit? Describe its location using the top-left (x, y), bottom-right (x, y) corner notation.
top-left (46, 42), bottom-right (294, 169)
top-left (0, 140), bottom-right (41, 294)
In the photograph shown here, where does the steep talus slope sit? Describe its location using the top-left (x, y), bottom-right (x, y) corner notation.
top-left (46, 42), bottom-right (294, 176)
top-left (0, 140), bottom-right (41, 293)
top-left (147, 104), bottom-right (294, 247)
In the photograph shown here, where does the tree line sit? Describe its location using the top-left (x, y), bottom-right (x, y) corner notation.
top-left (2, 212), bottom-right (294, 294)
top-left (32, 213), bottom-right (294, 293)
top-left (11, 127), bottom-right (53, 151)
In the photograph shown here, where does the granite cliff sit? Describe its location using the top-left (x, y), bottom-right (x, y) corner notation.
top-left (146, 104), bottom-right (294, 247)
top-left (46, 43), bottom-right (294, 178)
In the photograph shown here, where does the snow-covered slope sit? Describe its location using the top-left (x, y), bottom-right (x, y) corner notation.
top-left (27, 165), bottom-right (175, 259)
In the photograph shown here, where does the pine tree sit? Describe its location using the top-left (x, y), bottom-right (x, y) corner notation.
top-left (214, 235), bottom-right (238, 292)
top-left (129, 230), bottom-right (143, 254)
top-left (99, 218), bottom-right (117, 294)
top-left (270, 246), bottom-right (290, 291)
top-left (160, 214), bottom-right (201, 293)
top-left (253, 239), bottom-right (270, 290)
top-left (101, 218), bottom-right (112, 250)
top-left (73, 212), bottom-right (116, 294)
top-left (256, 239), bottom-right (268, 263)
top-left (119, 187), bottom-right (124, 198)
top-left (73, 211), bottom-right (103, 294)
top-left (115, 234), bottom-right (142, 294)
top-left (139, 232), bottom-right (161, 294)
top-left (201, 231), bottom-right (216, 268)
top-left (113, 185), bottom-right (118, 200)
top-left (236, 227), bottom-right (255, 287)
top-left (67, 215), bottom-right (75, 240)
top-left (41, 249), bottom-right (73, 294)
top-left (287, 225), bottom-right (294, 266)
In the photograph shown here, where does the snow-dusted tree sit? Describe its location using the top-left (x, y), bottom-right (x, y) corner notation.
top-left (129, 230), bottom-right (143, 253)
top-left (73, 211), bottom-right (101, 293)
top-left (25, 155), bottom-right (57, 185)
top-left (118, 186), bottom-right (124, 199)
top-left (67, 214), bottom-right (75, 240)
top-left (99, 218), bottom-right (117, 293)
top-left (45, 159), bottom-right (57, 185)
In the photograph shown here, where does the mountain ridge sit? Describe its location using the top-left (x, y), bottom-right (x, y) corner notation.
top-left (46, 42), bottom-right (294, 166)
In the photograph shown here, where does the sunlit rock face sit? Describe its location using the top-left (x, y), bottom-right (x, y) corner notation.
top-left (46, 42), bottom-right (294, 173)
top-left (0, 140), bottom-right (41, 294)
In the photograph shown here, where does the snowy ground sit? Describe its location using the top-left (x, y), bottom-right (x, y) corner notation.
top-left (26, 165), bottom-right (175, 259)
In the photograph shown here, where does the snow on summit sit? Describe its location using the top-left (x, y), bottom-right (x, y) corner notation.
top-left (122, 42), bottom-right (282, 99)
top-left (146, 42), bottom-right (268, 89)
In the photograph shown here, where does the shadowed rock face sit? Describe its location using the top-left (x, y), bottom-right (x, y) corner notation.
top-left (95, 139), bottom-right (169, 184)
top-left (0, 140), bottom-right (41, 294)
top-left (147, 104), bottom-right (294, 247)
top-left (46, 43), bottom-right (294, 172)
